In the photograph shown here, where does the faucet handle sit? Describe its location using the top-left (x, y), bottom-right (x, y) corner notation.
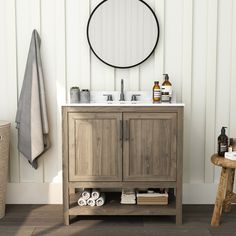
top-left (103, 94), bottom-right (113, 101)
top-left (131, 94), bottom-right (140, 101)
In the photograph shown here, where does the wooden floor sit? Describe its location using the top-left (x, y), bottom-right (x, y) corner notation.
top-left (0, 205), bottom-right (235, 236)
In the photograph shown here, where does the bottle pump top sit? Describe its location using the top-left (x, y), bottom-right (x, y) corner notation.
top-left (163, 74), bottom-right (169, 80)
top-left (221, 127), bottom-right (227, 134)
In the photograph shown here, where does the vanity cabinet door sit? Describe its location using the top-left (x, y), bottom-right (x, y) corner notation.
top-left (68, 113), bottom-right (122, 181)
top-left (123, 113), bottom-right (177, 181)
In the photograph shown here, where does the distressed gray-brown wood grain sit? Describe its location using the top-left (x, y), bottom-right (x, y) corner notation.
top-left (123, 112), bottom-right (177, 181)
top-left (62, 107), bottom-right (69, 225)
top-left (62, 106), bottom-right (184, 225)
top-left (68, 112), bottom-right (122, 181)
top-left (176, 108), bottom-right (183, 224)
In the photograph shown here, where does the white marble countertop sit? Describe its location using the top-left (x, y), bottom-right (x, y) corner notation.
top-left (62, 102), bottom-right (185, 107)
top-left (63, 91), bottom-right (185, 107)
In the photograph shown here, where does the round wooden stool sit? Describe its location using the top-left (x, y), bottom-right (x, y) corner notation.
top-left (211, 154), bottom-right (236, 227)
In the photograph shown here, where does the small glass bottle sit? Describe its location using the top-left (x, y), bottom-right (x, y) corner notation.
top-left (153, 81), bottom-right (161, 103)
top-left (161, 74), bottom-right (172, 103)
top-left (218, 127), bottom-right (228, 156)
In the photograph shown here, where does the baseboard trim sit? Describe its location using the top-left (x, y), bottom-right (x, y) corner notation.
top-left (6, 183), bottom-right (218, 204)
top-left (6, 183), bottom-right (62, 204)
top-left (183, 183), bottom-right (217, 204)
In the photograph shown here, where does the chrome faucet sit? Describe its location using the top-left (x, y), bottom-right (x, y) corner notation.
top-left (119, 79), bottom-right (125, 101)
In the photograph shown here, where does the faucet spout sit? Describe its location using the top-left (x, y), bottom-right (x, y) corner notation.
top-left (120, 79), bottom-right (125, 101)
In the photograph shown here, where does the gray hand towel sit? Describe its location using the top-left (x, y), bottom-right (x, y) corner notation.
top-left (15, 29), bottom-right (50, 169)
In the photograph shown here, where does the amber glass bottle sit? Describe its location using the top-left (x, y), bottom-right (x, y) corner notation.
top-left (153, 81), bottom-right (161, 103)
top-left (161, 74), bottom-right (172, 103)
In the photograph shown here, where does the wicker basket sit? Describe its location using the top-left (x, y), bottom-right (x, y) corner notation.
top-left (0, 121), bottom-right (10, 219)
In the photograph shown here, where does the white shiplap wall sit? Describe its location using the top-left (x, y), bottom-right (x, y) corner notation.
top-left (0, 0), bottom-right (236, 204)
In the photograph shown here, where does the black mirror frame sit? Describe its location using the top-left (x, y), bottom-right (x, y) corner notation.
top-left (87, 0), bottom-right (160, 69)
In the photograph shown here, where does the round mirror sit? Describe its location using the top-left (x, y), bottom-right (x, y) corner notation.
top-left (87, 0), bottom-right (159, 69)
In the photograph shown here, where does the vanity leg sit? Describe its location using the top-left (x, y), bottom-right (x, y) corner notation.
top-left (176, 211), bottom-right (182, 225)
top-left (63, 182), bottom-right (70, 225)
top-left (176, 179), bottom-right (183, 224)
top-left (64, 212), bottom-right (70, 226)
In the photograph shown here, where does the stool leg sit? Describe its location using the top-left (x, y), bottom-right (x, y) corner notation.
top-left (211, 167), bottom-right (229, 227)
top-left (223, 169), bottom-right (235, 213)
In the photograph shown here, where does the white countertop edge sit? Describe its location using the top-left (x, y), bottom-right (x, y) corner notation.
top-left (62, 103), bottom-right (185, 107)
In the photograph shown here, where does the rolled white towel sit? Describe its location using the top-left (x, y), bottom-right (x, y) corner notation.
top-left (87, 198), bottom-right (96, 207)
top-left (96, 193), bottom-right (106, 206)
top-left (81, 188), bottom-right (91, 200)
top-left (78, 197), bottom-right (87, 206)
top-left (91, 188), bottom-right (100, 200)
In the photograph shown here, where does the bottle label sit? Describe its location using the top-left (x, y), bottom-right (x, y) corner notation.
top-left (161, 86), bottom-right (172, 97)
top-left (161, 94), bottom-right (170, 102)
top-left (220, 144), bottom-right (228, 152)
top-left (153, 89), bottom-right (161, 98)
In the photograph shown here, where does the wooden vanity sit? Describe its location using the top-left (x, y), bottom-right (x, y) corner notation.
top-left (62, 104), bottom-right (184, 225)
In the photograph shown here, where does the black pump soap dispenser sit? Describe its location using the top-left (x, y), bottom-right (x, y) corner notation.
top-left (218, 127), bottom-right (228, 157)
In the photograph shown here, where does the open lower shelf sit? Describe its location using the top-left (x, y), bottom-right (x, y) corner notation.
top-left (69, 192), bottom-right (176, 216)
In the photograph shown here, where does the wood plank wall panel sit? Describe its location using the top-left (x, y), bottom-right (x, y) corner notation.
top-left (54, 0), bottom-right (66, 183)
top-left (90, 0), bottom-right (115, 91)
top-left (1, 0), bottom-right (236, 202)
top-left (214, 0), bottom-right (233, 182)
top-left (40, 0), bottom-right (66, 182)
top-left (164, 0), bottom-right (183, 102)
top-left (140, 0), bottom-right (156, 91)
top-left (230, 0), bottom-right (236, 138)
top-left (66, 0), bottom-right (90, 99)
top-left (182, 0), bottom-right (193, 182)
top-left (154, 0), bottom-right (165, 82)
top-left (128, 0), bottom-right (141, 91)
top-left (204, 0), bottom-right (218, 183)
top-left (0, 0), bottom-right (19, 182)
top-left (15, 0), bottom-right (44, 183)
top-left (230, 0), bottom-right (236, 190)
top-left (189, 0), bottom-right (207, 183)
top-left (129, 67), bottom-right (140, 91)
top-left (115, 69), bottom-right (130, 91)
top-left (127, 0), bottom-right (140, 91)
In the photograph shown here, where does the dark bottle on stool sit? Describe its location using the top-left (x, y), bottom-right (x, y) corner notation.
top-left (218, 127), bottom-right (228, 157)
